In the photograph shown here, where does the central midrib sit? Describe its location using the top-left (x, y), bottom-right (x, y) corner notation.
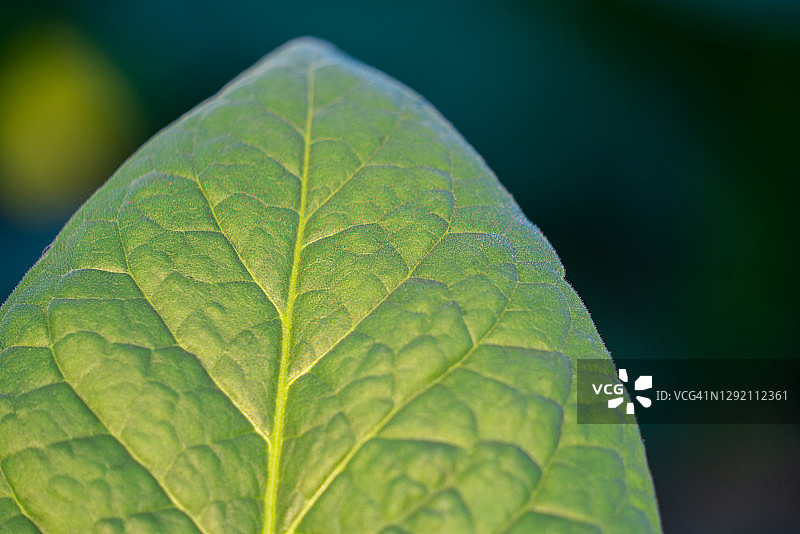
top-left (264, 56), bottom-right (315, 534)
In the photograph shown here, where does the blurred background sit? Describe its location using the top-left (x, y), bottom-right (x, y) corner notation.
top-left (1, 0), bottom-right (798, 531)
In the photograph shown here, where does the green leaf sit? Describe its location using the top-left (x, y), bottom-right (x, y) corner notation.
top-left (0, 37), bottom-right (660, 533)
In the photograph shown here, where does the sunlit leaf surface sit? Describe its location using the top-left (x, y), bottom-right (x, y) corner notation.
top-left (0, 38), bottom-right (660, 534)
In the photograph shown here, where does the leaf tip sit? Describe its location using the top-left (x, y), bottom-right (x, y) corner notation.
top-left (273, 36), bottom-right (339, 58)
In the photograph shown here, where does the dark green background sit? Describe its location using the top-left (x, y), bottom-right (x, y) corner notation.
top-left (2, 1), bottom-right (798, 531)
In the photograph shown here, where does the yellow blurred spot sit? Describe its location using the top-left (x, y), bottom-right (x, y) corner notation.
top-left (0, 23), bottom-right (143, 226)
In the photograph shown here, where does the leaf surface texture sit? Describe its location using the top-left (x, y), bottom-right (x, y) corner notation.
top-left (0, 38), bottom-right (660, 534)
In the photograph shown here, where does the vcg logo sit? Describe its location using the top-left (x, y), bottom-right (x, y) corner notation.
top-left (592, 369), bottom-right (653, 414)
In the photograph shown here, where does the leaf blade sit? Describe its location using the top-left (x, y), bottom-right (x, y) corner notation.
top-left (0, 37), bottom-right (660, 534)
